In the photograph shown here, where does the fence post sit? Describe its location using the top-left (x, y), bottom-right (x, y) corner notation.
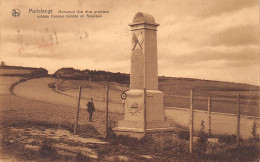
top-left (189, 89), bottom-right (194, 154)
top-left (74, 85), bottom-right (82, 134)
top-left (105, 85), bottom-right (109, 137)
top-left (144, 88), bottom-right (147, 134)
top-left (208, 97), bottom-right (211, 136)
top-left (236, 94), bottom-right (240, 147)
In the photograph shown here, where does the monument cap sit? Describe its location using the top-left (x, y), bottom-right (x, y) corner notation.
top-left (133, 12), bottom-right (155, 24)
top-left (129, 12), bottom-right (159, 30)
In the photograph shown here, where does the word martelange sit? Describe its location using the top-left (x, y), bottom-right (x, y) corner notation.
top-left (29, 9), bottom-right (53, 14)
top-left (28, 9), bottom-right (109, 14)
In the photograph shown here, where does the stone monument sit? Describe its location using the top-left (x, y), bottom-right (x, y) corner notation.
top-left (114, 12), bottom-right (172, 138)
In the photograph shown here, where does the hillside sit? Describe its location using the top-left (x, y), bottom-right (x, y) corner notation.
top-left (160, 77), bottom-right (259, 116)
top-left (53, 67), bottom-right (259, 92)
top-left (0, 65), bottom-right (48, 78)
top-left (53, 67), bottom-right (259, 116)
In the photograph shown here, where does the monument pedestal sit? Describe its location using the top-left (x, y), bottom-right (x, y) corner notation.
top-left (113, 90), bottom-right (173, 138)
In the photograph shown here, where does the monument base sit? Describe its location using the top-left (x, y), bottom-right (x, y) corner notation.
top-left (113, 89), bottom-right (173, 138)
top-left (113, 120), bottom-right (174, 139)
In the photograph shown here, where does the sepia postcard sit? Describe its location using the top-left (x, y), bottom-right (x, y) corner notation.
top-left (0, 0), bottom-right (259, 161)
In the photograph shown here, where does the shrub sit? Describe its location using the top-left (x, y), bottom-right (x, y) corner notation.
top-left (197, 120), bottom-right (208, 155)
top-left (214, 134), bottom-right (236, 144)
top-left (252, 120), bottom-right (259, 141)
top-left (178, 130), bottom-right (190, 140)
top-left (38, 140), bottom-right (57, 160)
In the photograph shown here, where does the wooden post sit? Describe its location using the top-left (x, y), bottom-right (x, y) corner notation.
top-left (208, 97), bottom-right (211, 136)
top-left (189, 89), bottom-right (194, 154)
top-left (74, 85), bottom-right (82, 134)
top-left (144, 88), bottom-right (147, 134)
top-left (236, 94), bottom-right (240, 147)
top-left (105, 85), bottom-right (109, 136)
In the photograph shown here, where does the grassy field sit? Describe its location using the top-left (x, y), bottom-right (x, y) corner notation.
top-left (0, 69), bottom-right (33, 75)
top-left (160, 78), bottom-right (259, 117)
top-left (0, 66), bottom-right (48, 78)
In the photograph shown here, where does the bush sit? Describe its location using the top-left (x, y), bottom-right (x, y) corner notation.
top-left (38, 140), bottom-right (57, 160)
top-left (216, 134), bottom-right (237, 144)
top-left (252, 120), bottom-right (259, 141)
top-left (196, 120), bottom-right (208, 156)
top-left (177, 130), bottom-right (190, 140)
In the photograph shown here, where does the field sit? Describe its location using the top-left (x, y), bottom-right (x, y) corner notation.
top-left (0, 66), bottom-right (48, 78)
top-left (0, 69), bottom-right (33, 75)
top-left (160, 78), bottom-right (259, 116)
top-left (0, 67), bottom-right (259, 161)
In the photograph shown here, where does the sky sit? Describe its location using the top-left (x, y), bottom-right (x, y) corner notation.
top-left (0, 0), bottom-right (259, 85)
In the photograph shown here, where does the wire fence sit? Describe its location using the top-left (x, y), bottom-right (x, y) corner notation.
top-left (69, 83), bottom-right (259, 153)
top-left (57, 81), bottom-right (259, 117)
top-left (185, 89), bottom-right (259, 154)
top-left (164, 89), bottom-right (259, 117)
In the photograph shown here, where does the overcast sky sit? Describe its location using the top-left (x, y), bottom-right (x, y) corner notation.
top-left (0, 0), bottom-right (259, 85)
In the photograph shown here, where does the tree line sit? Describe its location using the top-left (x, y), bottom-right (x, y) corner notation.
top-left (53, 67), bottom-right (130, 84)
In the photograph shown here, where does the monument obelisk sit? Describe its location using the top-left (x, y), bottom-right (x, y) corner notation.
top-left (114, 12), bottom-right (171, 138)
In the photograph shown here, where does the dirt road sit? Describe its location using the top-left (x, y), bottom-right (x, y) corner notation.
top-left (13, 77), bottom-right (78, 108)
top-left (0, 77), bottom-right (23, 95)
top-left (13, 77), bottom-right (124, 113)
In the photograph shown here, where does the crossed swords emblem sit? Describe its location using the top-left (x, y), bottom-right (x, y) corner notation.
top-left (132, 32), bottom-right (143, 51)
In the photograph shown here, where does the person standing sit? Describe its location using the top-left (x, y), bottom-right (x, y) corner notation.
top-left (87, 98), bottom-right (95, 122)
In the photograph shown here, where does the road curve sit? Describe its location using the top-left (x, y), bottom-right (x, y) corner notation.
top-left (13, 77), bottom-right (124, 113)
